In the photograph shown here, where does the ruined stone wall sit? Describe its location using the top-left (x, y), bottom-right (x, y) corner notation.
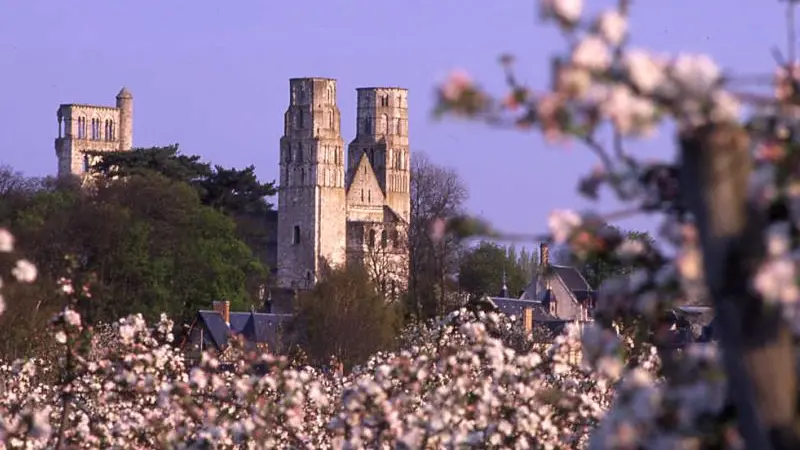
top-left (55, 88), bottom-right (133, 179)
top-left (56, 104), bottom-right (122, 177)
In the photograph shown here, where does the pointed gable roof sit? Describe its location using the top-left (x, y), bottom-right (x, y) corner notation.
top-left (346, 152), bottom-right (386, 203)
top-left (550, 265), bottom-right (592, 292)
top-left (196, 311), bottom-right (230, 350)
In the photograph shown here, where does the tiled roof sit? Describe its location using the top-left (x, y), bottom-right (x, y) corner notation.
top-left (229, 312), bottom-right (251, 333)
top-left (197, 311), bottom-right (230, 350)
top-left (193, 310), bottom-right (294, 351)
top-left (550, 265), bottom-right (592, 292)
top-left (487, 297), bottom-right (555, 321)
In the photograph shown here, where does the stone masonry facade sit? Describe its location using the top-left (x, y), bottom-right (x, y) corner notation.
top-left (54, 87), bottom-right (133, 180)
top-left (277, 78), bottom-right (410, 297)
top-left (53, 80), bottom-right (409, 300)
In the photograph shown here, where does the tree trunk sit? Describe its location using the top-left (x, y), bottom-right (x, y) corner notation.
top-left (679, 123), bottom-right (799, 449)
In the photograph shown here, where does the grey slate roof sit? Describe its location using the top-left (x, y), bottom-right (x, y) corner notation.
top-left (487, 297), bottom-right (555, 321)
top-left (192, 310), bottom-right (294, 351)
top-left (549, 265), bottom-right (592, 292)
top-left (197, 311), bottom-right (230, 350)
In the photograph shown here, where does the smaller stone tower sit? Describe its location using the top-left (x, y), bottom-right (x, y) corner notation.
top-left (55, 87), bottom-right (134, 178)
top-left (346, 87), bottom-right (410, 221)
top-left (276, 78), bottom-right (347, 289)
top-left (116, 87), bottom-right (133, 153)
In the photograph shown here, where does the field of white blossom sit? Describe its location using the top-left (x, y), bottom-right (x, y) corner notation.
top-left (7, 0), bottom-right (800, 448)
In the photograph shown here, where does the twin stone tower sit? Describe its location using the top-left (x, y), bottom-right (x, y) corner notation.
top-left (55, 78), bottom-right (411, 298)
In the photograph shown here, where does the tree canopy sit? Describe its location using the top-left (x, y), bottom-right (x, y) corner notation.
top-left (0, 168), bottom-right (267, 355)
top-left (293, 266), bottom-right (401, 371)
top-left (87, 145), bottom-right (277, 216)
top-left (457, 241), bottom-right (532, 300)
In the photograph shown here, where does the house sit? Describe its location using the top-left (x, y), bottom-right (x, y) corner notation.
top-left (489, 242), bottom-right (595, 325)
top-left (182, 301), bottom-right (296, 358)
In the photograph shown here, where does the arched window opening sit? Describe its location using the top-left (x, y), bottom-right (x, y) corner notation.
top-left (297, 144), bottom-right (303, 164)
top-left (83, 154), bottom-right (90, 173)
top-left (397, 95), bottom-right (402, 106)
top-left (382, 114), bottom-right (389, 135)
top-left (364, 117), bottom-right (372, 134)
top-left (293, 226), bottom-right (301, 244)
top-left (396, 119), bottom-right (402, 135)
top-left (361, 189), bottom-right (364, 202)
top-left (94, 118), bottom-right (101, 140)
top-left (381, 230), bottom-right (388, 248)
top-left (284, 145), bottom-right (292, 163)
top-left (297, 109), bottom-right (304, 129)
top-left (368, 190), bottom-right (371, 203)
top-left (329, 113), bottom-right (334, 129)
top-left (300, 168), bottom-right (305, 185)
top-left (368, 229), bottom-right (376, 248)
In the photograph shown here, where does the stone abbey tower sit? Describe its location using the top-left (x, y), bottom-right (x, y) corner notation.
top-left (277, 78), bottom-right (410, 296)
top-left (55, 87), bottom-right (133, 178)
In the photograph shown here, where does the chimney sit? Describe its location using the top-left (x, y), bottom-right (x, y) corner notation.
top-left (539, 242), bottom-right (550, 268)
top-left (223, 300), bottom-right (231, 325)
top-left (523, 307), bottom-right (533, 333)
top-left (212, 301), bottom-right (224, 316)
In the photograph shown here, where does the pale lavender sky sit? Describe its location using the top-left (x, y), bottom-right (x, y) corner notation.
top-left (0, 0), bottom-right (786, 241)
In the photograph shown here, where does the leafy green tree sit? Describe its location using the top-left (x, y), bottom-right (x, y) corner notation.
top-left (88, 145), bottom-right (278, 284)
top-left (87, 145), bottom-right (277, 215)
top-left (87, 144), bottom-right (210, 186)
top-left (458, 241), bottom-right (528, 300)
top-left (293, 266), bottom-right (401, 371)
top-left (0, 171), bottom-right (267, 329)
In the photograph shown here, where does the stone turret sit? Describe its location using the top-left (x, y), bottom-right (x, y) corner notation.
top-left (116, 87), bottom-right (133, 152)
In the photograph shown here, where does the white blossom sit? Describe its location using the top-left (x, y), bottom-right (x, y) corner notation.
top-left (548, 209), bottom-right (582, 243)
top-left (11, 259), bottom-right (37, 283)
top-left (539, 0), bottom-right (583, 25)
top-left (571, 35), bottom-right (612, 71)
top-left (595, 10), bottom-right (627, 46)
top-left (0, 229), bottom-right (13, 253)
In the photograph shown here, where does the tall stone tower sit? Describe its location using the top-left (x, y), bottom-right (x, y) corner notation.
top-left (277, 78), bottom-right (347, 289)
top-left (55, 87), bottom-right (134, 178)
top-left (346, 87), bottom-right (410, 221)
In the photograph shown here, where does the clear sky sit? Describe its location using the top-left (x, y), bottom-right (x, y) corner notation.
top-left (0, 0), bottom-right (787, 243)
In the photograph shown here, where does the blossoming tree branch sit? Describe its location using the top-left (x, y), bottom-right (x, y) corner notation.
top-left (435, 0), bottom-right (800, 448)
